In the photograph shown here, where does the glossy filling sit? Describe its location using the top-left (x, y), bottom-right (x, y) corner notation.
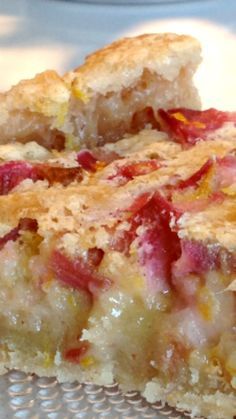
top-left (0, 108), bottom-right (235, 401)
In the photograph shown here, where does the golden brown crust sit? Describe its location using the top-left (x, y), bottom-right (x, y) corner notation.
top-left (178, 198), bottom-right (236, 251)
top-left (0, 71), bottom-right (69, 120)
top-left (144, 380), bottom-right (236, 419)
top-left (0, 129), bottom-right (235, 418)
top-left (0, 71), bottom-right (69, 148)
top-left (69, 33), bottom-right (201, 94)
top-left (0, 132), bottom-right (235, 252)
top-left (1, 35), bottom-right (235, 419)
top-left (0, 33), bottom-right (201, 148)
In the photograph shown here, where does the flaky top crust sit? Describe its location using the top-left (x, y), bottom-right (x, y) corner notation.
top-left (0, 33), bottom-right (201, 147)
top-left (68, 33), bottom-right (201, 95)
top-left (1, 33), bottom-right (201, 111)
top-left (0, 131), bottom-right (236, 253)
top-left (0, 71), bottom-right (70, 124)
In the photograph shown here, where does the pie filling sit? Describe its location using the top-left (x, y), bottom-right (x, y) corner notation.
top-left (0, 108), bottom-right (235, 414)
top-left (1, 64), bottom-right (198, 150)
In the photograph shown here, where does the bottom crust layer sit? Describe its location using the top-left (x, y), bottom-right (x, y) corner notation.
top-left (1, 351), bottom-right (235, 419)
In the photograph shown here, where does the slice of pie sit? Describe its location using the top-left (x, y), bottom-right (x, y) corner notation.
top-left (0, 34), bottom-right (235, 419)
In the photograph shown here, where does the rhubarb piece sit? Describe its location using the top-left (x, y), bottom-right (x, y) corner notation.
top-left (0, 121), bottom-right (235, 419)
top-left (0, 218), bottom-right (38, 250)
top-left (158, 108), bottom-right (236, 145)
top-left (50, 250), bottom-right (110, 296)
top-left (77, 150), bottom-right (98, 172)
top-left (0, 34), bottom-right (235, 419)
top-left (108, 160), bottom-right (160, 185)
top-left (0, 160), bottom-right (83, 194)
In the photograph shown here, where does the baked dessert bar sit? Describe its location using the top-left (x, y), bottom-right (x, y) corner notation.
top-left (0, 34), bottom-right (235, 419)
top-left (0, 33), bottom-right (200, 149)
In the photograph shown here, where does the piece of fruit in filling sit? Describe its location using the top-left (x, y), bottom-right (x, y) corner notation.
top-left (0, 149), bottom-right (235, 388)
top-left (0, 148), bottom-right (114, 195)
top-left (158, 108), bottom-right (236, 145)
top-left (98, 185), bottom-right (236, 388)
top-left (0, 220), bottom-right (94, 366)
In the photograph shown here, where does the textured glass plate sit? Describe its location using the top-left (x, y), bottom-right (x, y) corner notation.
top-left (0, 370), bottom-right (198, 419)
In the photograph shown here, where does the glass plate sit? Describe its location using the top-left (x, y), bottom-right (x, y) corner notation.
top-left (0, 370), bottom-right (201, 419)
